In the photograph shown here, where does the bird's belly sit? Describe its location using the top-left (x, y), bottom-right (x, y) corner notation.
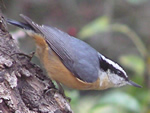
top-left (32, 34), bottom-right (107, 90)
top-left (42, 47), bottom-right (100, 90)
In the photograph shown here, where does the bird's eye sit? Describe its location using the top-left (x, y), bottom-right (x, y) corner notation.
top-left (117, 70), bottom-right (121, 75)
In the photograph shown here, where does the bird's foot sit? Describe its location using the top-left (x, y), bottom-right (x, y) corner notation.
top-left (11, 51), bottom-right (35, 61)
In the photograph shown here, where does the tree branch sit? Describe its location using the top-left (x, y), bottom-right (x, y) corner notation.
top-left (0, 10), bottom-right (72, 113)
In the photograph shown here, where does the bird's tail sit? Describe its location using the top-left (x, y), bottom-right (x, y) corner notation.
top-left (6, 18), bottom-right (34, 31)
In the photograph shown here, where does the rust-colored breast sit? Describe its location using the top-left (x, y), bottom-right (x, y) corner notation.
top-left (29, 33), bottom-right (112, 90)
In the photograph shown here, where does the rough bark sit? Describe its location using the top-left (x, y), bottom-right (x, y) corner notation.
top-left (0, 11), bottom-right (72, 113)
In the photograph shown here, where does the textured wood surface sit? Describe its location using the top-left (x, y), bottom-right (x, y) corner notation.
top-left (0, 10), bottom-right (72, 113)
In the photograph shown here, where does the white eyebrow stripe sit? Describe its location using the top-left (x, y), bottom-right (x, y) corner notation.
top-left (101, 55), bottom-right (128, 77)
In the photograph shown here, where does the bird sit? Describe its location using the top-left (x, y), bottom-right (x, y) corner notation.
top-left (7, 14), bottom-right (142, 91)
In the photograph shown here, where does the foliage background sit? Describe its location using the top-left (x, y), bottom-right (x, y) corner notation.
top-left (2, 0), bottom-right (150, 113)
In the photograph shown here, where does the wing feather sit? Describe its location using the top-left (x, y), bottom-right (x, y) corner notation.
top-left (20, 15), bottom-right (100, 83)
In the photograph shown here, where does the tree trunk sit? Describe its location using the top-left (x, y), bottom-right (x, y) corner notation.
top-left (0, 10), bottom-right (73, 113)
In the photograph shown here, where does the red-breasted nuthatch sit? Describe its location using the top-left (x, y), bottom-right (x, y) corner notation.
top-left (7, 14), bottom-right (142, 90)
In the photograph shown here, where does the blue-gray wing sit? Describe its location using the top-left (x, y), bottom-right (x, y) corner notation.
top-left (20, 15), bottom-right (100, 83)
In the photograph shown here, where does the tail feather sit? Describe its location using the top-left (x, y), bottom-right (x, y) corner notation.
top-left (6, 18), bottom-right (34, 31)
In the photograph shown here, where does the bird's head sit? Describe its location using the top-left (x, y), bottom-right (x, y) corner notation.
top-left (99, 54), bottom-right (142, 88)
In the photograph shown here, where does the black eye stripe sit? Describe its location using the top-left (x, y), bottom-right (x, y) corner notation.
top-left (114, 69), bottom-right (129, 81)
top-left (100, 57), bottom-right (128, 81)
top-left (99, 58), bottom-right (109, 72)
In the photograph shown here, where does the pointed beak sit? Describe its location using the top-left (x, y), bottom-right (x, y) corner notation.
top-left (127, 80), bottom-right (142, 88)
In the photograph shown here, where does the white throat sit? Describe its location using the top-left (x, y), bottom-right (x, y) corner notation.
top-left (107, 70), bottom-right (127, 87)
top-left (98, 69), bottom-right (128, 88)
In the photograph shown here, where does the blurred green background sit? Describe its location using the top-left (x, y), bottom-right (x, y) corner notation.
top-left (2, 0), bottom-right (150, 113)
